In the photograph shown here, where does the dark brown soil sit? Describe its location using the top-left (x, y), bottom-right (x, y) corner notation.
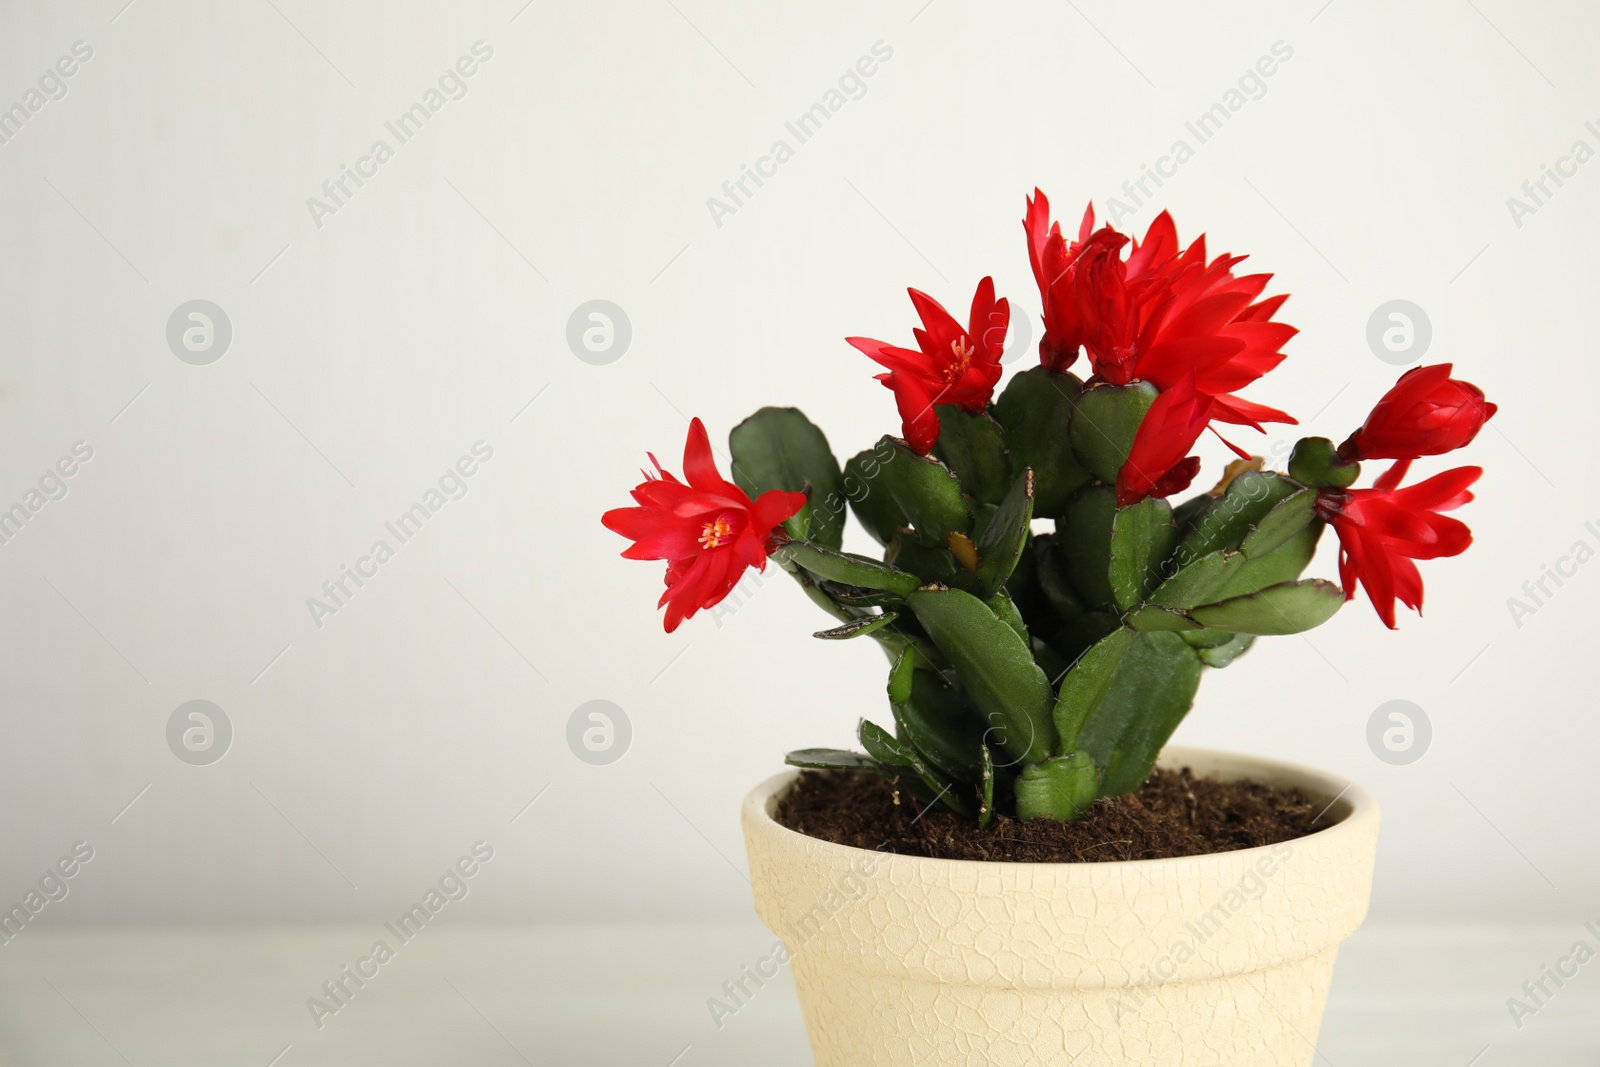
top-left (775, 767), bottom-right (1328, 863)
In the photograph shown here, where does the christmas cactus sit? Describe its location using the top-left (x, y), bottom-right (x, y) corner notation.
top-left (603, 189), bottom-right (1495, 825)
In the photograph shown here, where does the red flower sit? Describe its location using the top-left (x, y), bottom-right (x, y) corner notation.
top-left (848, 278), bottom-right (1009, 455)
top-left (602, 419), bottom-right (806, 632)
top-left (1340, 364), bottom-right (1497, 462)
top-left (1114, 232), bottom-right (1296, 405)
top-left (1025, 192), bottom-right (1297, 503)
top-left (1117, 374), bottom-right (1212, 506)
top-left (1315, 464), bottom-right (1480, 628)
top-left (1024, 191), bottom-right (1297, 407)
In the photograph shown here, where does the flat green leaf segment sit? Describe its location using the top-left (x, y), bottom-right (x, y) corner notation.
top-left (932, 408), bottom-right (1010, 504)
top-left (1015, 752), bottom-right (1099, 821)
top-left (971, 471), bottom-right (1035, 599)
top-left (843, 446), bottom-right (906, 546)
top-left (1058, 629), bottom-right (1204, 797)
top-left (1190, 579), bottom-right (1343, 635)
top-left (1110, 497), bottom-right (1176, 610)
top-left (907, 587), bottom-right (1055, 764)
top-left (878, 437), bottom-right (973, 547)
top-left (730, 407), bottom-right (846, 549)
top-left (776, 542), bottom-right (919, 596)
top-left (814, 610), bottom-right (900, 640)
top-left (992, 368), bottom-right (1090, 515)
top-left (785, 749), bottom-right (878, 772)
top-left (888, 647), bottom-right (982, 782)
top-left (1070, 382), bottom-right (1157, 483)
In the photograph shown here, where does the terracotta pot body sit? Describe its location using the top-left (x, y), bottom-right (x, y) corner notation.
top-left (741, 746), bottom-right (1378, 1067)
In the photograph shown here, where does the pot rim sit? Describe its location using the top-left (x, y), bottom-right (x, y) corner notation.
top-left (744, 744), bottom-right (1378, 874)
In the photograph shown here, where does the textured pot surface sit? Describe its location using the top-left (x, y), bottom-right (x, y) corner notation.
top-left (741, 746), bottom-right (1379, 1067)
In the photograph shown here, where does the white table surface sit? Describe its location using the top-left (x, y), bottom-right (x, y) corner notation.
top-left (0, 924), bottom-right (1594, 1065)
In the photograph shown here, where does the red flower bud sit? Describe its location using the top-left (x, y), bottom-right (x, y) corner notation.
top-left (1115, 378), bottom-right (1296, 507)
top-left (1116, 375), bottom-right (1212, 507)
top-left (1339, 364), bottom-right (1496, 461)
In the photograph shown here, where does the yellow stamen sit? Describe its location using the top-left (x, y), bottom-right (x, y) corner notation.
top-left (944, 337), bottom-right (974, 381)
top-left (699, 517), bottom-right (733, 549)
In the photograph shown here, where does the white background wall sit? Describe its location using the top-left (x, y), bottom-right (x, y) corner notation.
top-left (0, 0), bottom-right (1593, 930)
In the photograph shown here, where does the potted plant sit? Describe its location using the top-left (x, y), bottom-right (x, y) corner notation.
top-left (603, 189), bottom-right (1494, 1066)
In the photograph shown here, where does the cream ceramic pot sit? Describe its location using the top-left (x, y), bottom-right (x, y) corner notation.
top-left (741, 746), bottom-right (1379, 1067)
